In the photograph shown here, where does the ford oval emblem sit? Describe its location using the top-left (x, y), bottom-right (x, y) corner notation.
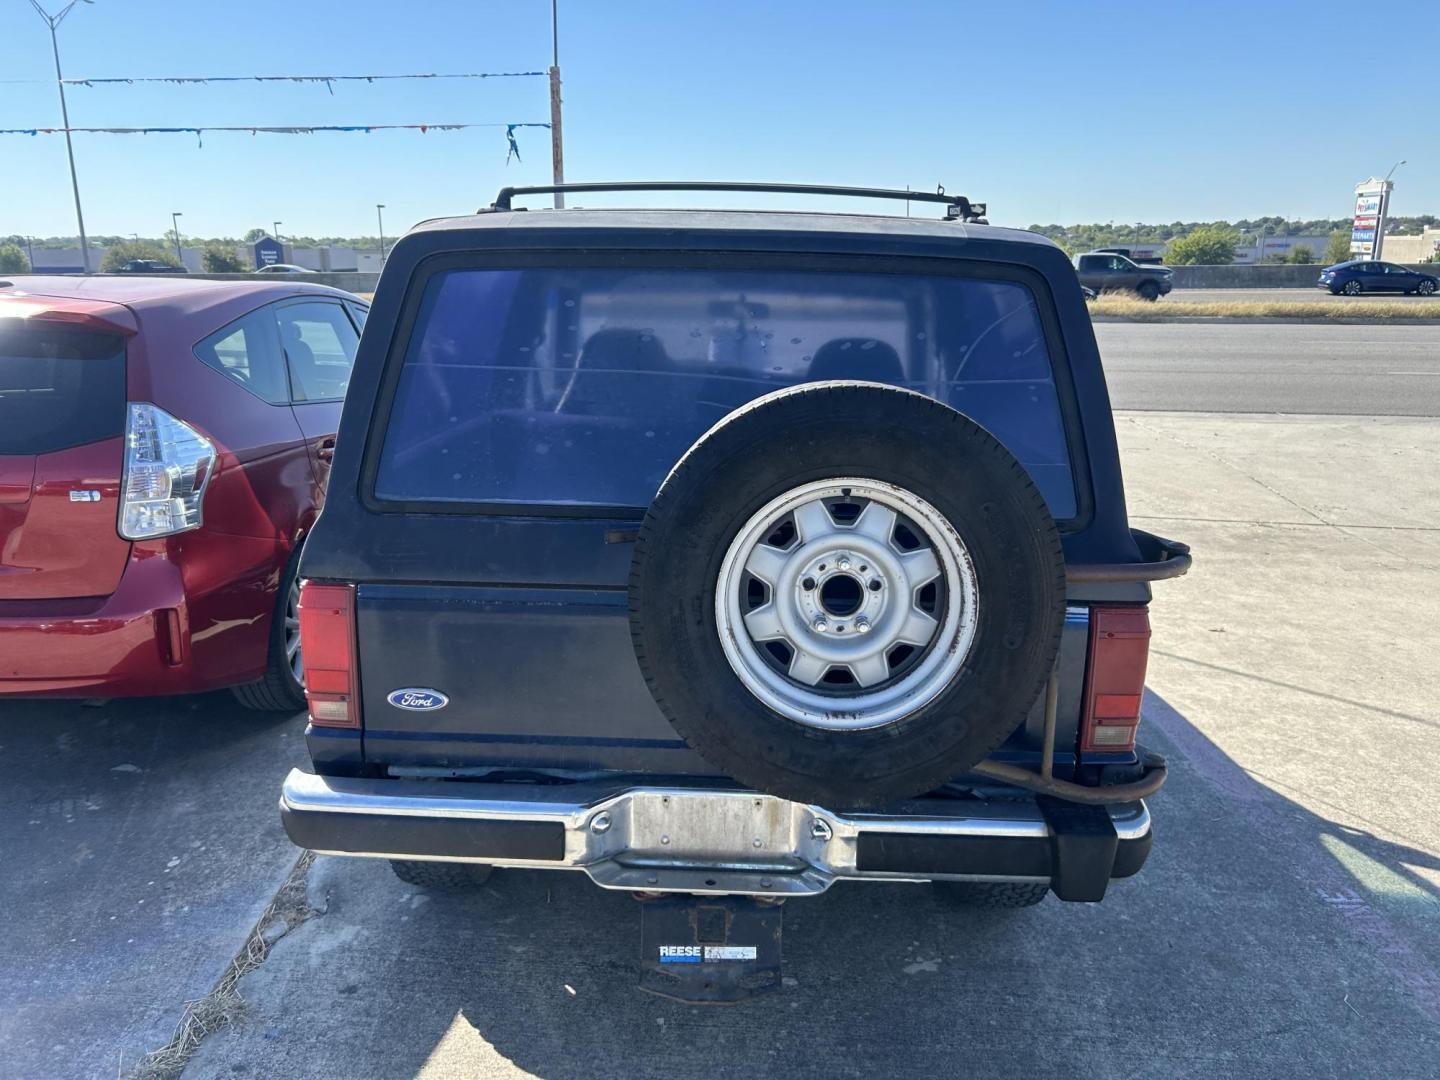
top-left (387, 688), bottom-right (449, 712)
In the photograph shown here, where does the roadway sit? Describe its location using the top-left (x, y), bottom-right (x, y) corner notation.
top-left (1095, 322), bottom-right (1440, 416)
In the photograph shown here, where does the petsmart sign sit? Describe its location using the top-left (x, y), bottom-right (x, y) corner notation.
top-left (1351, 178), bottom-right (1393, 258)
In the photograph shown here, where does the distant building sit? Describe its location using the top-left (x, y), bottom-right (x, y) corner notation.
top-left (28, 245), bottom-right (205, 273)
top-left (288, 246), bottom-right (361, 272)
top-left (1378, 228), bottom-right (1440, 264)
top-left (28, 247), bottom-right (94, 273)
top-left (1231, 235), bottom-right (1330, 264)
top-left (1083, 234), bottom-right (1333, 265)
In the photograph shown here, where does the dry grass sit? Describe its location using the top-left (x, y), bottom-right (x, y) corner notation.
top-left (1089, 295), bottom-right (1440, 320)
top-left (128, 851), bottom-right (319, 1080)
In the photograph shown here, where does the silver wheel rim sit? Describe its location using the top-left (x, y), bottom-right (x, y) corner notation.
top-left (715, 477), bottom-right (979, 732)
top-left (284, 578), bottom-right (303, 683)
top-left (1421, 282), bottom-right (1436, 295)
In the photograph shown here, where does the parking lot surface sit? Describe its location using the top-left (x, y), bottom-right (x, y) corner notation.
top-left (1, 323), bottom-right (1436, 1080)
top-left (0, 696), bottom-right (306, 1079)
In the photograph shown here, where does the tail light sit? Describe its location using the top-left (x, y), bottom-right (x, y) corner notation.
top-left (119, 403), bottom-right (215, 539)
top-left (298, 583), bottom-right (359, 729)
top-left (1080, 606), bottom-right (1151, 754)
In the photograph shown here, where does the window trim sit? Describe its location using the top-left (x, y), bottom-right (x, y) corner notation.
top-left (359, 249), bottom-right (1094, 532)
top-left (274, 297), bottom-right (360, 405)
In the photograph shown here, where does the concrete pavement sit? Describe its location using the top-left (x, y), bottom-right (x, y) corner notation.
top-left (175, 409), bottom-right (1440, 1080)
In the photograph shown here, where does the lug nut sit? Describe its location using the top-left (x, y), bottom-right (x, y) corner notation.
top-left (812, 617), bottom-right (828, 632)
top-left (854, 617), bottom-right (872, 634)
top-left (837, 556), bottom-right (851, 570)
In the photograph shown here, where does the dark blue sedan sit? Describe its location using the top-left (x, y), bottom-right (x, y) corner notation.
top-left (1318, 260), bottom-right (1438, 296)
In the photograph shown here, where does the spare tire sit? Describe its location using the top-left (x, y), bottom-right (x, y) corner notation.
top-left (628, 382), bottom-right (1066, 809)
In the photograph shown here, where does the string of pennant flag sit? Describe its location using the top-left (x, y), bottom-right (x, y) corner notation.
top-left (1, 70), bottom-right (546, 89)
top-left (5, 68), bottom-right (551, 162)
top-left (0, 122), bottom-right (549, 160)
top-left (62, 71), bottom-right (546, 93)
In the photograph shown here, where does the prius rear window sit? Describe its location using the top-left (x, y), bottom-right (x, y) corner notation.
top-left (374, 266), bottom-right (1078, 518)
top-left (0, 326), bottom-right (126, 455)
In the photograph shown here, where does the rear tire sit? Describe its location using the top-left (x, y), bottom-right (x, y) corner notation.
top-left (933, 881), bottom-right (1049, 908)
top-left (389, 861), bottom-right (495, 890)
top-left (231, 545), bottom-right (307, 713)
top-left (1136, 281), bottom-right (1160, 302)
top-left (1418, 280), bottom-right (1437, 296)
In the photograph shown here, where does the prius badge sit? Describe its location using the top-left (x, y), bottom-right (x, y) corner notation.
top-left (387, 688), bottom-right (449, 712)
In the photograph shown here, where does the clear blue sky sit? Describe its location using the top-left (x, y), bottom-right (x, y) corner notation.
top-left (2, 0), bottom-right (1434, 240)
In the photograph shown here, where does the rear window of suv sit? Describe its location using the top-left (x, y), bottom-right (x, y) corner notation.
top-left (0, 326), bottom-right (126, 455)
top-left (374, 265), bottom-right (1079, 519)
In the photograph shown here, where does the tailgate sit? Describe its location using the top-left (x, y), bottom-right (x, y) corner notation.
top-left (355, 583), bottom-right (714, 775)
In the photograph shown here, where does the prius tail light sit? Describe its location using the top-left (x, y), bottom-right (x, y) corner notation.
top-left (298, 582), bottom-right (359, 729)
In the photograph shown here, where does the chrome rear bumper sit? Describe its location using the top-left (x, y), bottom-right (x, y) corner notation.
top-left (281, 769), bottom-right (1152, 900)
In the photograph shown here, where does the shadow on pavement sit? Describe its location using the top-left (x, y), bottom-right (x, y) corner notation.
top-left (0, 693), bottom-right (307, 1080)
top-left (182, 692), bottom-right (1440, 1080)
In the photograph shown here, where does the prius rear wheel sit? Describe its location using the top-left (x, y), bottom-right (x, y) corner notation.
top-left (231, 546), bottom-right (307, 713)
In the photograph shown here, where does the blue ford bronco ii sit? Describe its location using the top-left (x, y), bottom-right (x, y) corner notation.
top-left (280, 182), bottom-right (1191, 1002)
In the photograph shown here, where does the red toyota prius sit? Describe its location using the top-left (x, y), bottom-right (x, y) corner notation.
top-left (0, 276), bottom-right (367, 709)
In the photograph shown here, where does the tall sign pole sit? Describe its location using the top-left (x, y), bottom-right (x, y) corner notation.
top-left (31, 1), bottom-right (92, 273)
top-left (1351, 177), bottom-right (1392, 261)
top-left (549, 0), bottom-right (565, 209)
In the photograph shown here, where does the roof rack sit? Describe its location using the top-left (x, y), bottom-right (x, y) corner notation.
top-left (488, 181), bottom-right (987, 223)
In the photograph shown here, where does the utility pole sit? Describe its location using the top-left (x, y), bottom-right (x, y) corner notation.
top-left (171, 211), bottom-right (183, 263)
top-left (29, 1), bottom-right (94, 273)
top-left (549, 0), bottom-right (565, 208)
top-left (376, 204), bottom-right (386, 263)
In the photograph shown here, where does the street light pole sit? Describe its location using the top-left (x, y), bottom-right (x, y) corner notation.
top-left (1384, 160), bottom-right (1406, 182)
top-left (376, 204), bottom-right (386, 263)
top-left (29, 1), bottom-right (94, 273)
top-left (171, 211), bottom-right (183, 264)
top-left (549, 0), bottom-right (566, 209)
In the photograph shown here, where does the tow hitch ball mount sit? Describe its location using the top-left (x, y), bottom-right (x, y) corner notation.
top-left (636, 894), bottom-right (784, 1004)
